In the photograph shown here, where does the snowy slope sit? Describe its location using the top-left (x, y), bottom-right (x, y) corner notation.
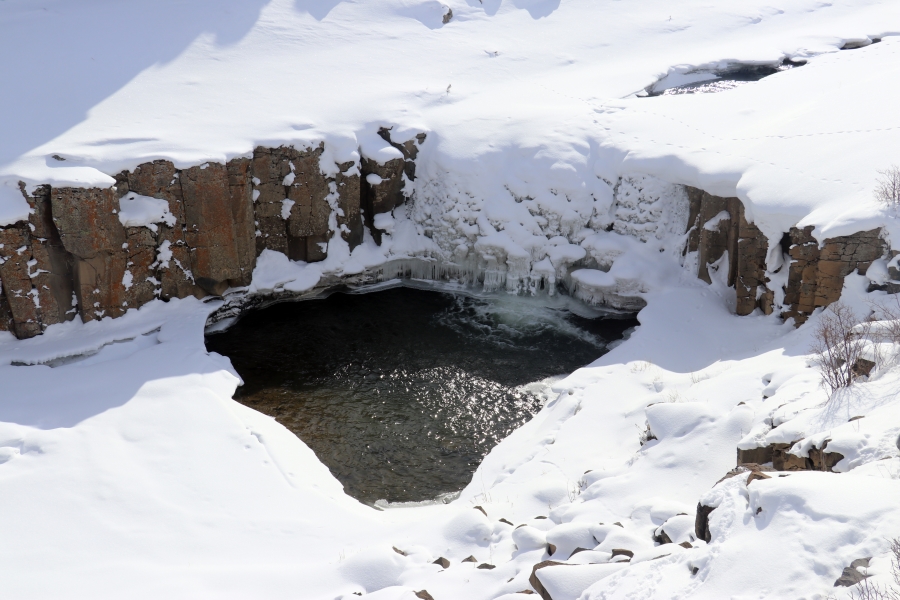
top-left (3, 1), bottom-right (900, 599)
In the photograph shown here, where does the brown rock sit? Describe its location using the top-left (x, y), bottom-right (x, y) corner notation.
top-left (22, 184), bottom-right (75, 326)
top-left (737, 445), bottom-right (774, 466)
top-left (122, 226), bottom-right (158, 308)
top-left (334, 161), bottom-right (363, 250)
top-left (414, 591), bottom-right (435, 600)
top-left (361, 154), bottom-right (406, 245)
top-left (695, 503), bottom-right (714, 543)
top-left (462, 555), bottom-right (478, 563)
top-left (772, 442), bottom-right (811, 471)
top-left (251, 146), bottom-right (294, 256)
top-left (285, 145), bottom-right (331, 263)
top-left (50, 187), bottom-right (128, 322)
top-left (529, 561), bottom-right (566, 600)
top-left (610, 549), bottom-right (633, 560)
top-left (0, 288), bottom-right (14, 332)
top-left (127, 160), bottom-right (199, 299)
top-left (180, 162), bottom-right (243, 295)
top-left (432, 557), bottom-right (450, 569)
top-left (0, 223), bottom-right (42, 337)
top-left (226, 157), bottom-right (258, 286)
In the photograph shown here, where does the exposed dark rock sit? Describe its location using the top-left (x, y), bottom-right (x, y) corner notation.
top-left (737, 445), bottom-right (774, 466)
top-left (51, 186), bottom-right (128, 322)
top-left (127, 160), bottom-right (199, 299)
top-left (477, 563), bottom-right (495, 569)
top-left (226, 157), bottom-right (258, 286)
top-left (0, 223), bottom-right (43, 337)
top-left (180, 162), bottom-right (244, 295)
top-left (23, 184), bottom-right (74, 326)
top-left (685, 187), bottom-right (772, 315)
top-left (782, 227), bottom-right (886, 324)
top-left (462, 555), bottom-right (478, 563)
top-left (432, 557), bottom-right (450, 569)
top-left (362, 130), bottom-right (425, 244)
top-left (610, 549), bottom-right (633, 560)
top-left (695, 503), bottom-right (714, 543)
top-left (834, 557), bottom-right (871, 587)
top-left (547, 543), bottom-right (557, 556)
top-left (529, 561), bottom-right (566, 600)
top-left (415, 591), bottom-right (435, 600)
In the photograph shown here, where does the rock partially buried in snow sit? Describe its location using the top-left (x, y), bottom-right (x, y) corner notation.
top-left (834, 558), bottom-right (872, 587)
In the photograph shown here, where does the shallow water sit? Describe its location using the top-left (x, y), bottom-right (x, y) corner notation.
top-left (206, 287), bottom-right (636, 504)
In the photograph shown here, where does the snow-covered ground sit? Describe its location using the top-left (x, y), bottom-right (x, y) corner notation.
top-left (3, 0), bottom-right (900, 598)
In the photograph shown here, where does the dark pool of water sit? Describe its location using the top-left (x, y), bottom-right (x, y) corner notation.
top-left (206, 287), bottom-right (636, 505)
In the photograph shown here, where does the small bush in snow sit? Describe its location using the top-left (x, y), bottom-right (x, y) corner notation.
top-left (809, 302), bottom-right (871, 394)
top-left (875, 166), bottom-right (900, 208)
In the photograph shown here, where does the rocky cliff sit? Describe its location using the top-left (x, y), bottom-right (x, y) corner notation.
top-left (0, 131), bottom-right (419, 339)
top-left (685, 187), bottom-right (889, 324)
top-left (0, 152), bottom-right (891, 339)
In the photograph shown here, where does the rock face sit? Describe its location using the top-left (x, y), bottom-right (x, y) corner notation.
top-left (1, 161), bottom-right (891, 340)
top-left (687, 187), bottom-right (888, 323)
top-left (738, 441), bottom-right (843, 472)
top-left (0, 138), bottom-right (402, 339)
top-left (686, 187), bottom-right (773, 316)
top-left (782, 226), bottom-right (886, 324)
top-left (360, 129), bottom-right (425, 244)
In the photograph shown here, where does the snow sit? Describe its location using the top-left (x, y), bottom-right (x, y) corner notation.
top-left (117, 191), bottom-right (176, 231)
top-left (3, 0), bottom-right (900, 598)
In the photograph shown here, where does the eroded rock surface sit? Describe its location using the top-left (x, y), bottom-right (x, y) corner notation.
top-left (0, 139), bottom-right (391, 339)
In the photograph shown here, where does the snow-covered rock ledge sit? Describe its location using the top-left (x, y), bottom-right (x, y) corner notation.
top-left (3, 147), bottom-right (894, 339)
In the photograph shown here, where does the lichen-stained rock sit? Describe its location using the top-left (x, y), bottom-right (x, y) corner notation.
top-left (51, 186), bottom-right (128, 322)
top-left (251, 146), bottom-right (293, 256)
top-left (0, 224), bottom-right (42, 337)
top-left (226, 157), bottom-right (257, 286)
top-left (22, 183), bottom-right (74, 326)
top-left (127, 160), bottom-right (199, 299)
top-left (180, 162), bottom-right (243, 295)
top-left (335, 161), bottom-right (364, 251)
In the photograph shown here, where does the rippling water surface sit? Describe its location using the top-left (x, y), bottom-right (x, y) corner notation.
top-left (206, 287), bottom-right (636, 504)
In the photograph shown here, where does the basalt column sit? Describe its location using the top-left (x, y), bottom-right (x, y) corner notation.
top-left (51, 186), bottom-right (128, 323)
top-left (361, 130), bottom-right (426, 245)
top-left (685, 187), bottom-right (771, 316)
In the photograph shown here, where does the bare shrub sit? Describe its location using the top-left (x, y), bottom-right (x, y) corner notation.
top-left (875, 166), bottom-right (900, 208)
top-left (810, 302), bottom-right (871, 393)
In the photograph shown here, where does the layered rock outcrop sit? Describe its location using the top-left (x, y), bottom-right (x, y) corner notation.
top-left (686, 187), bottom-right (889, 324)
top-left (1, 160), bottom-right (892, 340)
top-left (0, 133), bottom-right (423, 339)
